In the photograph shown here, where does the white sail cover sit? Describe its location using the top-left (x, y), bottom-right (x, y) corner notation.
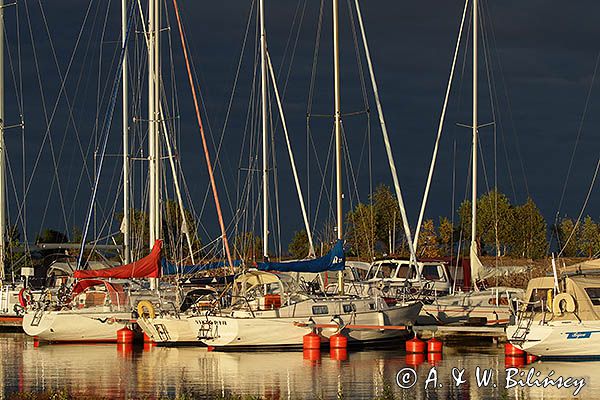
top-left (470, 243), bottom-right (529, 282)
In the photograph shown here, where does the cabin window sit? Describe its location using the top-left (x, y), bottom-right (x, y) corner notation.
top-left (343, 304), bottom-right (356, 313)
top-left (397, 265), bottom-right (416, 280)
top-left (369, 303), bottom-right (375, 310)
top-left (312, 305), bottom-right (329, 315)
top-left (379, 263), bottom-right (395, 278)
top-left (585, 288), bottom-right (600, 306)
top-left (422, 265), bottom-right (443, 281)
top-left (526, 288), bottom-right (552, 312)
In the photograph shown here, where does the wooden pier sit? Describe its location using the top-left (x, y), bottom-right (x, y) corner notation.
top-left (413, 325), bottom-right (507, 342)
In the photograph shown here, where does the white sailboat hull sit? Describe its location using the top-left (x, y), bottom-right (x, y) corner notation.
top-left (507, 320), bottom-right (600, 358)
top-left (189, 302), bottom-right (422, 348)
top-left (137, 315), bottom-right (199, 344)
top-left (22, 309), bottom-right (133, 342)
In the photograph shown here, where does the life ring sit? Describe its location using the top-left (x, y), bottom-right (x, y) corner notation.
top-left (18, 288), bottom-right (33, 308)
top-left (552, 293), bottom-right (576, 316)
top-left (137, 300), bottom-right (156, 319)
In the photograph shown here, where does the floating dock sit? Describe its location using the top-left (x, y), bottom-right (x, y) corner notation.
top-left (413, 325), bottom-right (506, 342)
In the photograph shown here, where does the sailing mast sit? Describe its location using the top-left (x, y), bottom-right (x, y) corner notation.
top-left (148, 0), bottom-right (160, 250)
top-left (122, 0), bottom-right (130, 264)
top-left (260, 0), bottom-right (269, 261)
top-left (0, 0), bottom-right (5, 281)
top-left (333, 0), bottom-right (343, 293)
top-left (148, 0), bottom-right (160, 288)
top-left (470, 0), bottom-right (480, 289)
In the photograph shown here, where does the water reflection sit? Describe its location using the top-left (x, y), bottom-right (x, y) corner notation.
top-left (0, 333), bottom-right (598, 399)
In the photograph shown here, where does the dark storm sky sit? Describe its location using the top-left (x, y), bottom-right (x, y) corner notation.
top-left (5, 0), bottom-right (600, 252)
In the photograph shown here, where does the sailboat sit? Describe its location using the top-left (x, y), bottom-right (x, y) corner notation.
top-left (506, 259), bottom-right (600, 358)
top-left (21, 0), bottom-right (220, 342)
top-left (412, 0), bottom-right (525, 326)
top-left (177, 0), bottom-right (422, 349)
top-left (340, 0), bottom-right (523, 327)
top-left (22, 241), bottom-right (162, 342)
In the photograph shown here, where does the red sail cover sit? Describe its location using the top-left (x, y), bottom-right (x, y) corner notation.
top-left (74, 240), bottom-right (162, 279)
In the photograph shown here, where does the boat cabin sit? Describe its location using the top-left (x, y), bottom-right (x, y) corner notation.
top-left (521, 273), bottom-right (600, 321)
top-left (364, 259), bottom-right (452, 294)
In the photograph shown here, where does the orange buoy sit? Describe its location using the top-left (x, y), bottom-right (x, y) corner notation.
top-left (405, 336), bottom-right (425, 353)
top-left (143, 341), bottom-right (156, 352)
top-left (207, 346), bottom-right (215, 352)
top-left (504, 343), bottom-right (525, 357)
top-left (505, 356), bottom-right (525, 368)
top-left (33, 336), bottom-right (40, 348)
top-left (116, 327), bottom-right (134, 344)
top-left (427, 352), bottom-right (442, 366)
top-left (303, 348), bottom-right (321, 362)
top-left (329, 333), bottom-right (348, 349)
top-left (405, 353), bottom-right (425, 366)
top-left (526, 353), bottom-right (538, 363)
top-left (303, 332), bottom-right (321, 350)
top-left (116, 343), bottom-right (133, 356)
top-left (427, 337), bottom-right (443, 353)
top-left (330, 348), bottom-right (348, 361)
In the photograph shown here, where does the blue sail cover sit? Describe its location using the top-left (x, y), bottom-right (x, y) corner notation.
top-left (257, 240), bottom-right (345, 272)
top-left (162, 259), bottom-right (241, 275)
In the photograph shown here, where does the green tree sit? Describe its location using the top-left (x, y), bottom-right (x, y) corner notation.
top-left (347, 202), bottom-right (376, 260)
top-left (438, 217), bottom-right (455, 257)
top-left (115, 208), bottom-right (149, 253)
top-left (371, 185), bottom-right (401, 253)
top-left (458, 190), bottom-right (514, 256)
top-left (577, 216), bottom-right (600, 258)
top-left (557, 217), bottom-right (578, 257)
top-left (162, 199), bottom-right (202, 262)
top-left (511, 198), bottom-right (548, 259)
top-left (36, 229), bottom-right (68, 244)
top-left (417, 219), bottom-right (441, 258)
top-left (288, 229), bottom-right (310, 259)
top-left (234, 232), bottom-right (263, 262)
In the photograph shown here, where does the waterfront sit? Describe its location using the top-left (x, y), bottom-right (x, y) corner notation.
top-left (0, 333), bottom-right (596, 399)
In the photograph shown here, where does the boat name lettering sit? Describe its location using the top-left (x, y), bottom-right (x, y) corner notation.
top-left (196, 320), bottom-right (227, 326)
top-left (566, 331), bottom-right (600, 339)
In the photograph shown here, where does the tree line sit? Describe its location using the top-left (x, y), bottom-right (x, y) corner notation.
top-left (289, 185), bottom-right (550, 261)
top-left (16, 189), bottom-right (600, 268)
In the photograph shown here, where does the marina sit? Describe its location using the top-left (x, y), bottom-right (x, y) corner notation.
top-left (0, 0), bottom-right (598, 399)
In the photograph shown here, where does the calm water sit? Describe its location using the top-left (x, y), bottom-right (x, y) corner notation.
top-left (0, 333), bottom-right (597, 399)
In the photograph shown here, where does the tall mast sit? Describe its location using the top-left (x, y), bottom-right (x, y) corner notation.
top-left (260, 0), bottom-right (268, 260)
top-left (122, 0), bottom-right (130, 264)
top-left (470, 0), bottom-right (479, 287)
top-left (0, 0), bottom-right (5, 281)
top-left (148, 0), bottom-right (160, 251)
top-left (333, 0), bottom-right (343, 293)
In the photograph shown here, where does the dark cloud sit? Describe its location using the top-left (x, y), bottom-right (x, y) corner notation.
top-left (6, 0), bottom-right (600, 252)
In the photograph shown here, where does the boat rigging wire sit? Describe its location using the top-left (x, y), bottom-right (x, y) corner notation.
top-left (171, 0), bottom-right (234, 270)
